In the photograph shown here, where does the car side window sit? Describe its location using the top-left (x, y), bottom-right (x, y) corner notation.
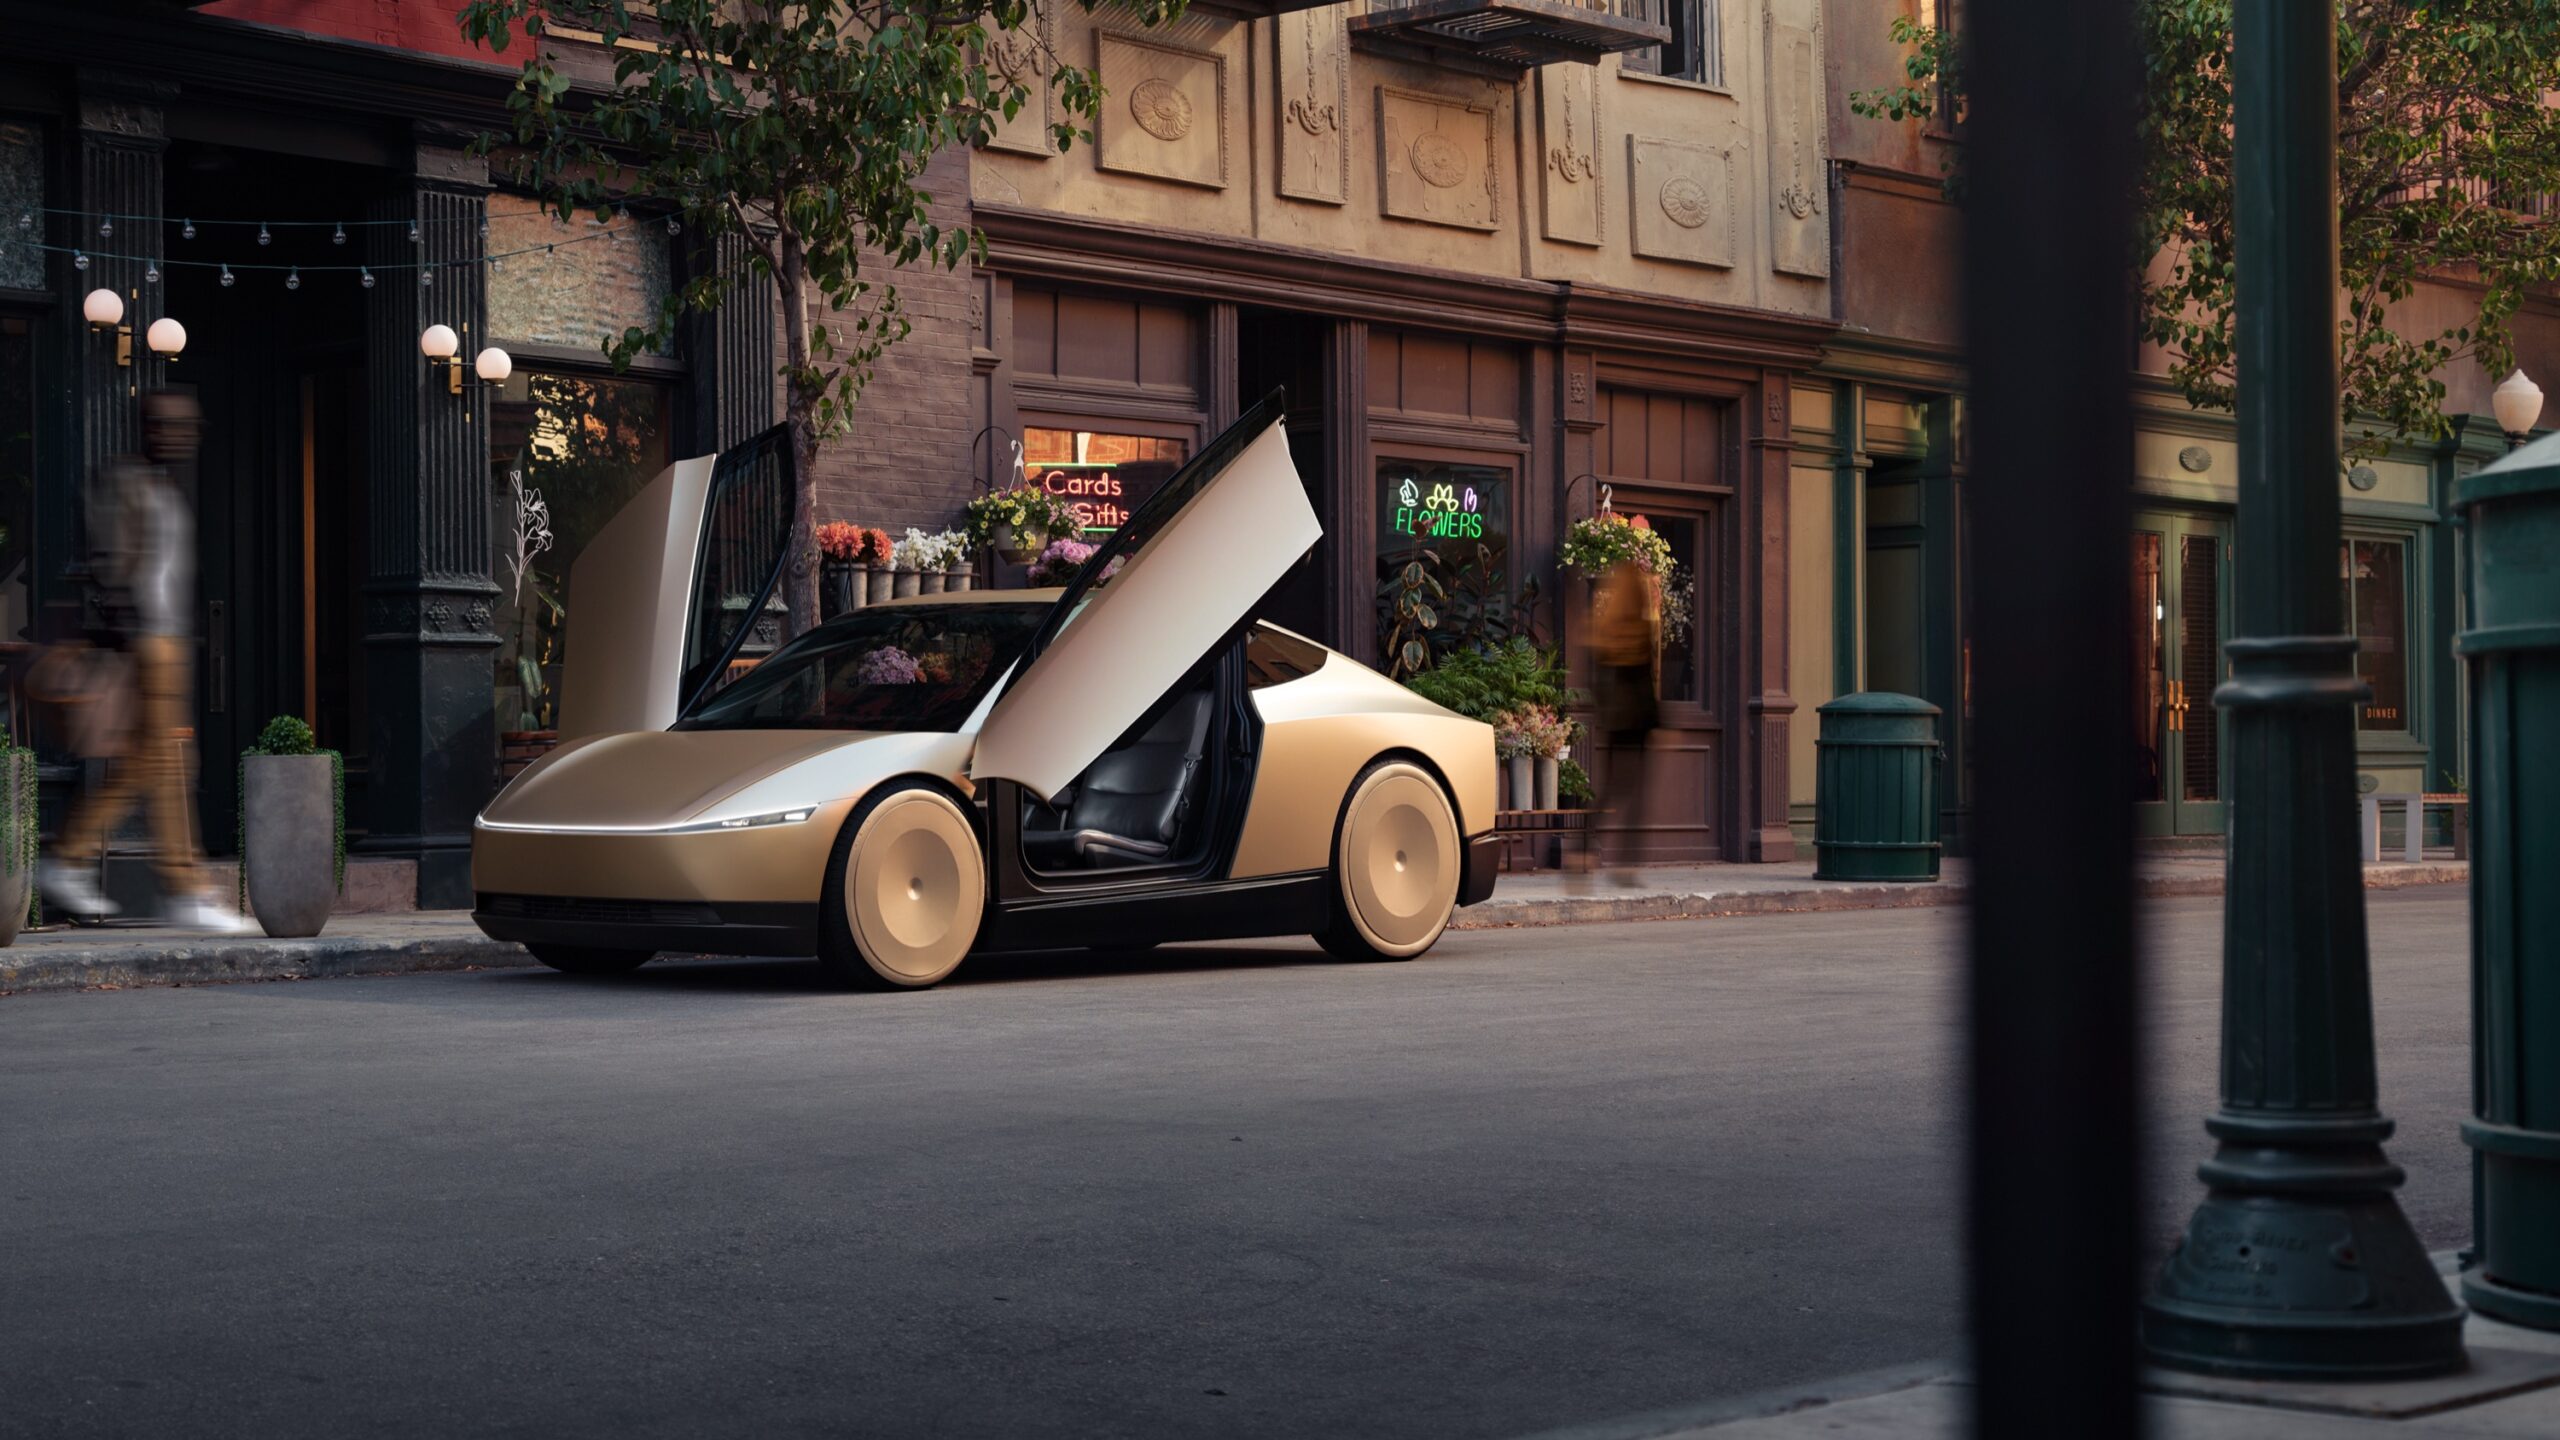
top-left (1245, 624), bottom-right (1327, 690)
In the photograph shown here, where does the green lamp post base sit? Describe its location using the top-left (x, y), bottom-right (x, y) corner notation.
top-left (2143, 1117), bottom-right (2468, 1380)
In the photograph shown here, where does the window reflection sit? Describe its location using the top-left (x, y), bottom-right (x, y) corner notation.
top-left (490, 370), bottom-right (671, 731)
top-left (2341, 538), bottom-right (2408, 732)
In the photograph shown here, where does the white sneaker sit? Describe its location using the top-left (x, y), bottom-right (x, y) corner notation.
top-left (37, 860), bottom-right (119, 921)
top-left (171, 896), bottom-right (256, 935)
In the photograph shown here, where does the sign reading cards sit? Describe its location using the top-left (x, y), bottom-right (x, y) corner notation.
top-left (1023, 428), bottom-right (1188, 536)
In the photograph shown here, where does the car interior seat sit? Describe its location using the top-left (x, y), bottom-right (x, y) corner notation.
top-left (1022, 689), bottom-right (1216, 869)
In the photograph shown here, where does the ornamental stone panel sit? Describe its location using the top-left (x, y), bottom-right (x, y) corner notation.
top-left (1096, 32), bottom-right (1229, 190)
top-left (1629, 136), bottom-right (1736, 269)
top-left (1377, 87), bottom-right (1500, 233)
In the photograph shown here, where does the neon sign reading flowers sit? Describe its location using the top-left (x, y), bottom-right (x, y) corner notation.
top-left (1390, 476), bottom-right (1487, 539)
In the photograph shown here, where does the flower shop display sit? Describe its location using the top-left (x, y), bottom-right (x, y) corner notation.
top-left (1025, 537), bottom-right (1096, 587)
top-left (1494, 703), bottom-right (1575, 810)
top-left (856, 526), bottom-right (896, 603)
top-left (893, 527), bottom-right (972, 594)
top-left (963, 484), bottom-right (1083, 563)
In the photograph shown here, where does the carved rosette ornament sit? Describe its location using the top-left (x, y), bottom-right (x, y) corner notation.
top-left (1130, 79), bottom-right (1194, 142)
top-left (1411, 132), bottom-right (1468, 189)
top-left (1660, 176), bottom-right (1712, 229)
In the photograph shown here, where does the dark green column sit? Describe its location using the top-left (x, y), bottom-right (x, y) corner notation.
top-left (2455, 436), bottom-right (2560, 1330)
top-left (2141, 0), bottom-right (2465, 1379)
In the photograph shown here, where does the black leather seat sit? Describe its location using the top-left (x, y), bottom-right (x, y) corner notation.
top-left (1023, 691), bottom-right (1215, 869)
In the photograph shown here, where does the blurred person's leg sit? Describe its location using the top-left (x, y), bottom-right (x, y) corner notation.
top-left (45, 694), bottom-right (144, 919)
top-left (133, 635), bottom-right (201, 901)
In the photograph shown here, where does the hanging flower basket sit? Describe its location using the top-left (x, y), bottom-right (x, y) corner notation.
top-left (965, 485), bottom-right (1081, 564)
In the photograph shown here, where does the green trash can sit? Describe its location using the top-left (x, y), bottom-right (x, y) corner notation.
top-left (1814, 692), bottom-right (1943, 882)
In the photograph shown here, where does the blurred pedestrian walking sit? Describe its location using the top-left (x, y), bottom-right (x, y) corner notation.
top-left (1590, 539), bottom-right (1662, 887)
top-left (38, 390), bottom-right (251, 933)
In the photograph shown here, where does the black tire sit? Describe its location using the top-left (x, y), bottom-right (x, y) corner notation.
top-left (527, 944), bottom-right (654, 976)
top-left (818, 783), bottom-right (986, 991)
top-left (1315, 759), bottom-right (1462, 964)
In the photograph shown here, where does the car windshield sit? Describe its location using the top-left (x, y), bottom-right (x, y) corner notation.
top-left (675, 602), bottom-right (1045, 733)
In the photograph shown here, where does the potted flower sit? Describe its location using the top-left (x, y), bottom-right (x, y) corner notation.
top-left (0, 725), bottom-right (33, 945)
top-left (856, 526), bottom-right (895, 604)
top-left (929, 527), bottom-right (974, 591)
top-left (1495, 703), bottom-right (1575, 810)
top-left (1558, 511), bottom-right (1676, 587)
top-left (1492, 711), bottom-right (1531, 812)
top-left (1025, 536), bottom-right (1095, 587)
top-left (237, 716), bottom-right (344, 938)
top-left (890, 529), bottom-right (929, 598)
top-left (964, 484), bottom-right (1082, 564)
top-left (817, 520), bottom-right (867, 617)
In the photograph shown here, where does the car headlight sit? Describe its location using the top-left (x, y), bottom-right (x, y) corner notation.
top-left (670, 807), bottom-right (818, 835)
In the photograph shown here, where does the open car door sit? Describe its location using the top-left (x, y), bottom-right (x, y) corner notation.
top-left (557, 423), bottom-right (796, 740)
top-left (970, 391), bottom-right (1321, 800)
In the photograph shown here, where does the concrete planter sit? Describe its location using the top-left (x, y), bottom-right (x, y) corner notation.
top-left (892, 569), bottom-right (921, 599)
top-left (0, 763), bottom-right (25, 948)
top-left (919, 570), bottom-right (946, 595)
top-left (866, 567), bottom-right (896, 605)
top-left (945, 564), bottom-right (973, 592)
top-left (244, 754), bottom-right (337, 938)
top-left (1536, 757), bottom-right (1561, 811)
top-left (1506, 756), bottom-right (1533, 811)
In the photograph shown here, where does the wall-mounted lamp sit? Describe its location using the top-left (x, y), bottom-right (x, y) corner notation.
top-left (420, 323), bottom-right (511, 397)
top-left (146, 317), bottom-right (186, 361)
top-left (84, 286), bottom-right (133, 367)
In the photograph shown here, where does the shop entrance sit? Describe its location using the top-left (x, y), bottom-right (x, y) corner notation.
top-left (2134, 509), bottom-right (2230, 837)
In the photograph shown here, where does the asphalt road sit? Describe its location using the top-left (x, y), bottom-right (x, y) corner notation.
top-left (3, 890), bottom-right (2473, 1440)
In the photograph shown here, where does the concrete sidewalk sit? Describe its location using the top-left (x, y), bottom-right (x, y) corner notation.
top-left (1451, 854), bottom-right (2466, 929)
top-left (1536, 1310), bottom-right (2560, 1439)
top-left (0, 855), bottom-right (2467, 995)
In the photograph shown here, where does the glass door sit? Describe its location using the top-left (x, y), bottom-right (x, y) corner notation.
top-left (2133, 510), bottom-right (2230, 837)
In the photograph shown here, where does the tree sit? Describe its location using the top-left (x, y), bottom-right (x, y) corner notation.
top-left (459, 0), bottom-right (1178, 632)
top-left (1850, 2), bottom-right (2560, 454)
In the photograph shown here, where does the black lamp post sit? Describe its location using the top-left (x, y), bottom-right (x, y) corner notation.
top-left (2140, 0), bottom-right (2466, 1380)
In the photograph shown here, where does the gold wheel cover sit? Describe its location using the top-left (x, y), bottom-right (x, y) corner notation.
top-left (845, 789), bottom-right (985, 985)
top-left (1339, 764), bottom-right (1460, 957)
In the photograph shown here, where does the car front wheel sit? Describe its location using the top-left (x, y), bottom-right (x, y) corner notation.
top-left (1316, 759), bottom-right (1460, 963)
top-left (820, 784), bottom-right (986, 990)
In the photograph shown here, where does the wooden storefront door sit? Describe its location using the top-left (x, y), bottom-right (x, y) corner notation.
top-left (2133, 510), bottom-right (2230, 837)
top-left (1595, 491), bottom-right (1720, 864)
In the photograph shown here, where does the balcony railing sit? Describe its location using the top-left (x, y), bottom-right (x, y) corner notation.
top-left (1350, 0), bottom-right (1669, 78)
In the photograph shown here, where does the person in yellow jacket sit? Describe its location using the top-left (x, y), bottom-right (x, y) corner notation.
top-left (1589, 548), bottom-right (1661, 886)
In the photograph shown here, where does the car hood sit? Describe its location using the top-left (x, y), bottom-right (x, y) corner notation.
top-left (480, 728), bottom-right (902, 830)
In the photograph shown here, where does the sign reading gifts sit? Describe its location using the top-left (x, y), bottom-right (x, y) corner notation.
top-left (1023, 427), bottom-right (1188, 536)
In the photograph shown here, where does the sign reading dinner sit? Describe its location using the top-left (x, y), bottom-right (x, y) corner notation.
top-left (1023, 428), bottom-right (1187, 536)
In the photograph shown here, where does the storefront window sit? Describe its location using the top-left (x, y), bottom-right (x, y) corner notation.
top-left (486, 192), bottom-right (675, 357)
top-left (490, 370), bottom-right (673, 730)
top-left (1375, 459), bottom-right (1512, 676)
top-left (2341, 537), bottom-right (2409, 732)
top-left (0, 125), bottom-right (42, 292)
top-left (1022, 426), bottom-right (1187, 536)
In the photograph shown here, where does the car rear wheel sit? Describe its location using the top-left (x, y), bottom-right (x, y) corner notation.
top-left (527, 944), bottom-right (654, 976)
top-left (820, 784), bottom-right (986, 990)
top-left (1317, 759), bottom-right (1460, 963)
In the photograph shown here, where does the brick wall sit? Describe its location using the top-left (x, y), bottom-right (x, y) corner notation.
top-left (202, 0), bottom-right (503, 65)
top-left (796, 146), bottom-right (979, 538)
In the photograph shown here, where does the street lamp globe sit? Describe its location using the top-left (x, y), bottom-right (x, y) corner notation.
top-left (145, 317), bottom-right (186, 358)
top-left (82, 287), bottom-right (123, 327)
top-left (2493, 368), bottom-right (2543, 445)
top-left (474, 346), bottom-right (512, 383)
top-left (418, 324), bottom-right (460, 361)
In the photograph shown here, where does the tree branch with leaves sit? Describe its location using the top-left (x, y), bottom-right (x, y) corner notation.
top-left (459, 0), bottom-right (1180, 632)
top-left (1850, 1), bottom-right (2560, 456)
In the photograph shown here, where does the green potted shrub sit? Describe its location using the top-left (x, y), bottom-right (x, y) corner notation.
top-left (963, 484), bottom-right (1081, 565)
top-left (238, 716), bottom-right (344, 939)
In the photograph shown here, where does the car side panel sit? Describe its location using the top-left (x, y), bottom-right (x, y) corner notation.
top-left (1229, 656), bottom-right (1497, 880)
top-left (472, 795), bottom-right (858, 904)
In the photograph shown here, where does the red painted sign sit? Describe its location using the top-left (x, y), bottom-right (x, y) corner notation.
top-left (200, 1), bottom-right (510, 66)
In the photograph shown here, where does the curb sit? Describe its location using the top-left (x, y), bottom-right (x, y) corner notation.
top-left (1451, 861), bottom-right (2467, 931)
top-left (0, 933), bottom-right (536, 996)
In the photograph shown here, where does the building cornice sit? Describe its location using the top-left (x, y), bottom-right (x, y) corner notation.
top-left (975, 204), bottom-right (1837, 371)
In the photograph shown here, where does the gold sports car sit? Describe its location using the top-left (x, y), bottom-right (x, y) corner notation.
top-left (471, 393), bottom-right (1501, 988)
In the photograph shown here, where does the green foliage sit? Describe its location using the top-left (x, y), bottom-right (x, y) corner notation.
top-left (1558, 513), bottom-right (1675, 579)
top-left (1404, 637), bottom-right (1575, 724)
top-left (962, 484), bottom-right (1083, 550)
top-left (250, 715), bottom-right (316, 756)
top-left (1849, 3), bottom-right (2560, 456)
top-left (239, 718), bottom-right (346, 910)
top-left (457, 0), bottom-right (1186, 631)
top-left (1, 728), bottom-right (34, 928)
top-left (1557, 755), bottom-right (1594, 808)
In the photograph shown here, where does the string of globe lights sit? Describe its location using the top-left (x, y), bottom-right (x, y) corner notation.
top-left (7, 203), bottom-right (683, 393)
